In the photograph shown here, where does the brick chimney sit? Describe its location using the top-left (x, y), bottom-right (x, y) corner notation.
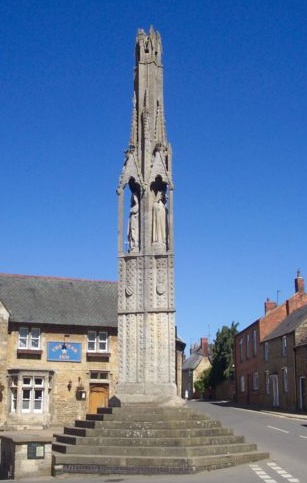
top-left (295, 270), bottom-right (305, 293)
top-left (265, 298), bottom-right (277, 314)
top-left (200, 337), bottom-right (208, 357)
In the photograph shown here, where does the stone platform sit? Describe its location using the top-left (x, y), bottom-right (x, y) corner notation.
top-left (52, 405), bottom-right (269, 475)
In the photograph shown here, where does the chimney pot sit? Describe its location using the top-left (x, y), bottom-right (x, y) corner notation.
top-left (265, 298), bottom-right (277, 314)
top-left (200, 337), bottom-right (208, 357)
top-left (295, 271), bottom-right (305, 293)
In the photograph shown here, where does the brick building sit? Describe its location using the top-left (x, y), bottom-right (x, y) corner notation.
top-left (262, 304), bottom-right (307, 411)
top-left (234, 272), bottom-right (307, 409)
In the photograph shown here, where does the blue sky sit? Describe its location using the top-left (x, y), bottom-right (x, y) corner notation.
top-left (1, 0), bottom-right (306, 350)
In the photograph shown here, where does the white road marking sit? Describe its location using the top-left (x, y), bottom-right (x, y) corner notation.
top-left (267, 425), bottom-right (289, 433)
top-left (299, 435), bottom-right (307, 439)
top-left (267, 462), bottom-right (300, 482)
top-left (249, 463), bottom-right (277, 482)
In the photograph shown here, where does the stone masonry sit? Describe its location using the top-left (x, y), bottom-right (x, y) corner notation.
top-left (115, 28), bottom-right (180, 405)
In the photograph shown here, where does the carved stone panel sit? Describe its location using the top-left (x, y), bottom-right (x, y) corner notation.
top-left (156, 256), bottom-right (168, 308)
top-left (125, 258), bottom-right (137, 311)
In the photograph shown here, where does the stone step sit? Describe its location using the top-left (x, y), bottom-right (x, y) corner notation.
top-left (53, 441), bottom-right (257, 457)
top-left (76, 418), bottom-right (221, 430)
top-left (53, 450), bottom-right (269, 474)
top-left (94, 407), bottom-right (210, 422)
top-left (63, 424), bottom-right (226, 439)
top-left (52, 406), bottom-right (269, 475)
top-left (96, 407), bottom-right (113, 415)
top-left (54, 431), bottom-right (240, 448)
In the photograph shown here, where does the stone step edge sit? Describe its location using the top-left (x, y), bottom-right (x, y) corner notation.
top-left (52, 442), bottom-right (257, 456)
top-left (52, 451), bottom-right (270, 475)
top-left (53, 450), bottom-right (269, 465)
top-left (53, 435), bottom-right (245, 446)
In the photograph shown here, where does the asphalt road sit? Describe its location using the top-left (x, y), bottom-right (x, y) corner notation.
top-left (3, 401), bottom-right (307, 483)
top-left (188, 400), bottom-right (307, 483)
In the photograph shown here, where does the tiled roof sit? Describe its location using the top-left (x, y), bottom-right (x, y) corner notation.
top-left (0, 273), bottom-right (118, 327)
top-left (263, 304), bottom-right (307, 341)
top-left (182, 353), bottom-right (203, 371)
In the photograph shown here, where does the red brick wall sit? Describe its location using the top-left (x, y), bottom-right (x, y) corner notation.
top-left (261, 333), bottom-right (296, 411)
top-left (234, 289), bottom-right (307, 409)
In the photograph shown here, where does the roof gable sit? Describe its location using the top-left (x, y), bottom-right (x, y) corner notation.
top-left (263, 304), bottom-right (307, 341)
top-left (182, 353), bottom-right (204, 371)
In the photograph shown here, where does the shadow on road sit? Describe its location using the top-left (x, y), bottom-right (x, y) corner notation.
top-left (191, 399), bottom-right (307, 420)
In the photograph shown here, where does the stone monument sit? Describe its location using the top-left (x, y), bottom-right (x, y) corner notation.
top-left (116, 27), bottom-right (180, 405)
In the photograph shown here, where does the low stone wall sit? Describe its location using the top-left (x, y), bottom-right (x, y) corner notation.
top-left (0, 432), bottom-right (52, 479)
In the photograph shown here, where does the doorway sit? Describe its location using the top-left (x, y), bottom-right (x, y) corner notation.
top-left (270, 375), bottom-right (279, 407)
top-left (299, 377), bottom-right (306, 411)
top-left (89, 384), bottom-right (109, 414)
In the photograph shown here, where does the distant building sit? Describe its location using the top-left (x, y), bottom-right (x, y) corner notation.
top-left (182, 338), bottom-right (211, 399)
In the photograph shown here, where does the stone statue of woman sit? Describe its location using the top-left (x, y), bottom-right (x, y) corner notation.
top-left (128, 193), bottom-right (139, 251)
top-left (152, 191), bottom-right (167, 244)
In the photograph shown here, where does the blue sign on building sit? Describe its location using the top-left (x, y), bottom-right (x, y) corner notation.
top-left (47, 342), bottom-right (82, 362)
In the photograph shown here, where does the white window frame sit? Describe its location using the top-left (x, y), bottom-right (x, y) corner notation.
top-left (253, 329), bottom-right (257, 355)
top-left (282, 335), bottom-right (287, 356)
top-left (264, 341), bottom-right (269, 362)
top-left (89, 371), bottom-right (109, 380)
top-left (253, 372), bottom-right (259, 390)
top-left (246, 334), bottom-right (250, 358)
top-left (21, 376), bottom-right (44, 414)
top-left (282, 367), bottom-right (288, 393)
top-left (18, 327), bottom-right (41, 350)
top-left (240, 375), bottom-right (245, 393)
top-left (87, 331), bottom-right (108, 353)
top-left (239, 338), bottom-right (244, 361)
top-left (265, 371), bottom-right (270, 395)
top-left (9, 371), bottom-right (50, 415)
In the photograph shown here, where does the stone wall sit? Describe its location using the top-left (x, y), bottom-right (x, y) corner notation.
top-left (0, 303), bottom-right (9, 428)
top-left (0, 434), bottom-right (52, 479)
top-left (3, 324), bottom-right (118, 429)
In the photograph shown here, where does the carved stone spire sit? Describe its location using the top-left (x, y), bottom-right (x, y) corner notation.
top-left (116, 28), bottom-right (180, 406)
top-left (129, 92), bottom-right (137, 148)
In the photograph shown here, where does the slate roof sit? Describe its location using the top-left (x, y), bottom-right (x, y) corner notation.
top-left (263, 304), bottom-right (307, 341)
top-left (0, 273), bottom-right (118, 328)
top-left (182, 353), bottom-right (203, 371)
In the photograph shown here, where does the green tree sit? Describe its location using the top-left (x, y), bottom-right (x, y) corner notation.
top-left (194, 367), bottom-right (211, 398)
top-left (208, 321), bottom-right (239, 388)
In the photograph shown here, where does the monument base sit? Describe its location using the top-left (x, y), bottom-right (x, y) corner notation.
top-left (113, 382), bottom-right (184, 407)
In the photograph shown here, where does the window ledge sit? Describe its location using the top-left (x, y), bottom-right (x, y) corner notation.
top-left (86, 352), bottom-right (111, 359)
top-left (90, 379), bottom-right (110, 384)
top-left (17, 349), bottom-right (43, 355)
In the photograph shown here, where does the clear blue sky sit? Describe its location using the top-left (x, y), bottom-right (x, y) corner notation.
top-left (1, 0), bottom-right (306, 351)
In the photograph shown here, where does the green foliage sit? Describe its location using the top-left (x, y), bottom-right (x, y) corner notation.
top-left (208, 321), bottom-right (239, 388)
top-left (194, 378), bottom-right (205, 395)
top-left (194, 367), bottom-right (212, 397)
